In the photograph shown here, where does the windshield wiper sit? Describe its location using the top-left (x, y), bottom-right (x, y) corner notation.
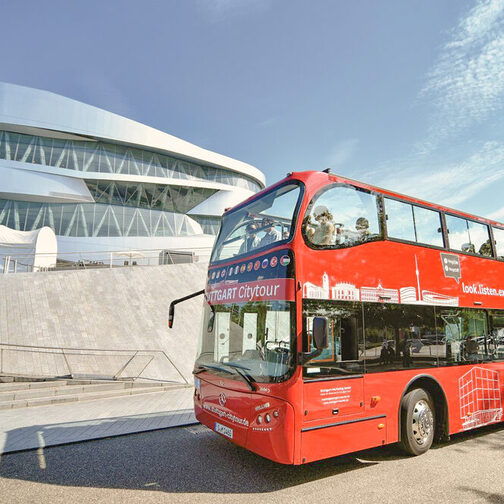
top-left (194, 362), bottom-right (257, 392)
top-left (194, 363), bottom-right (234, 375)
top-left (220, 362), bottom-right (257, 391)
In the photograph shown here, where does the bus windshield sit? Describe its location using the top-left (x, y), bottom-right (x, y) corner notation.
top-left (210, 182), bottom-right (302, 262)
top-left (195, 300), bottom-right (296, 383)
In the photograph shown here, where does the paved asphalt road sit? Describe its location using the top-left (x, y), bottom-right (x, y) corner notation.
top-left (0, 422), bottom-right (502, 504)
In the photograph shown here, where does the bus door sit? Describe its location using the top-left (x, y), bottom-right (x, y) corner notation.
top-left (302, 301), bottom-right (365, 423)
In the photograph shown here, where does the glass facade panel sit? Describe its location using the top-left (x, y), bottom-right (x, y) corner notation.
top-left (0, 130), bottom-right (262, 192)
top-left (0, 199), bottom-right (207, 238)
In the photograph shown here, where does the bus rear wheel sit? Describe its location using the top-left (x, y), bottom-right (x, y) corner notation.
top-left (399, 388), bottom-right (435, 456)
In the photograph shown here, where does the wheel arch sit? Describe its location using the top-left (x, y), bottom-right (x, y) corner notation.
top-left (398, 374), bottom-right (449, 443)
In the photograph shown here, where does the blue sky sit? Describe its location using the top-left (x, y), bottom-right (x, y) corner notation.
top-left (2, 0), bottom-right (504, 220)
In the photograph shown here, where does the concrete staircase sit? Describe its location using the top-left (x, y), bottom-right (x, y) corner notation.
top-left (0, 379), bottom-right (188, 410)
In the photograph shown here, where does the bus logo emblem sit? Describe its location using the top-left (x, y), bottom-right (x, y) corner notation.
top-left (280, 255), bottom-right (290, 266)
top-left (219, 393), bottom-right (227, 407)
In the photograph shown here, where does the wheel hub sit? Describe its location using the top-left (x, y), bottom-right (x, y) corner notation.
top-left (412, 399), bottom-right (433, 445)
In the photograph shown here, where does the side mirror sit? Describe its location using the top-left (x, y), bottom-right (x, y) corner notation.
top-left (312, 317), bottom-right (329, 350)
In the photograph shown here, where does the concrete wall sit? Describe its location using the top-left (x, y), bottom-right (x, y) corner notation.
top-left (0, 263), bottom-right (208, 383)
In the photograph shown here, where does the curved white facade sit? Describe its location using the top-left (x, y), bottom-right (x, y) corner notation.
top-left (0, 82), bottom-right (265, 257)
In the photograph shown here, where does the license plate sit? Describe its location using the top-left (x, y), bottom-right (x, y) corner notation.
top-left (214, 422), bottom-right (233, 439)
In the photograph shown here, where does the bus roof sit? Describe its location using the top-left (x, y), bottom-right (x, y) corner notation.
top-left (227, 170), bottom-right (504, 230)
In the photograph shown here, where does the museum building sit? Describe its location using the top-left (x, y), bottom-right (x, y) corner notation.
top-left (0, 82), bottom-right (265, 258)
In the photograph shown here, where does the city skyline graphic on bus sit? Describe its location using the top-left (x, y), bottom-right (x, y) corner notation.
top-left (303, 255), bottom-right (459, 306)
top-left (459, 367), bottom-right (502, 430)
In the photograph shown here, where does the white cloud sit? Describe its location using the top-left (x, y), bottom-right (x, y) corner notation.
top-left (373, 141), bottom-right (504, 210)
top-left (418, 0), bottom-right (504, 152)
top-left (325, 139), bottom-right (359, 170)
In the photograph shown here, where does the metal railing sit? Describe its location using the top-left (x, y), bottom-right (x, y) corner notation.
top-left (0, 246), bottom-right (212, 274)
top-left (0, 343), bottom-right (190, 384)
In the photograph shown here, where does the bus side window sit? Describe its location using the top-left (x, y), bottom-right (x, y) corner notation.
top-left (304, 185), bottom-right (381, 248)
top-left (384, 198), bottom-right (443, 248)
top-left (436, 308), bottom-right (489, 364)
top-left (363, 304), bottom-right (437, 372)
top-left (302, 300), bottom-right (364, 376)
top-left (492, 226), bottom-right (504, 260)
top-left (489, 311), bottom-right (504, 360)
top-left (446, 215), bottom-right (492, 257)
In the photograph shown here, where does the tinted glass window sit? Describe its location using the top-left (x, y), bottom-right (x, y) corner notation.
top-left (385, 198), bottom-right (443, 247)
top-left (435, 308), bottom-right (489, 364)
top-left (446, 215), bottom-right (492, 256)
top-left (302, 300), bottom-right (364, 377)
top-left (489, 311), bottom-right (504, 360)
top-left (364, 303), bottom-right (438, 372)
top-left (304, 185), bottom-right (381, 248)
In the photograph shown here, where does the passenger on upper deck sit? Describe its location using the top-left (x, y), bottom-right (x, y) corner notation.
top-left (336, 217), bottom-right (370, 245)
top-left (238, 223), bottom-right (260, 255)
top-left (310, 208), bottom-right (336, 245)
top-left (259, 217), bottom-right (281, 247)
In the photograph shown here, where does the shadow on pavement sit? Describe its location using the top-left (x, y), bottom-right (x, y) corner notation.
top-left (0, 422), bottom-right (382, 494)
top-left (0, 421), bottom-right (502, 494)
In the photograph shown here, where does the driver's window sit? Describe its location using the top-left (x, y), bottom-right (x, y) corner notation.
top-left (304, 185), bottom-right (381, 248)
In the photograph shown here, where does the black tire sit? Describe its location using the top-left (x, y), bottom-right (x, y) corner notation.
top-left (399, 388), bottom-right (435, 456)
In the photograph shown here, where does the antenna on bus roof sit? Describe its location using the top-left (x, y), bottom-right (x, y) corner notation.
top-left (323, 168), bottom-right (331, 173)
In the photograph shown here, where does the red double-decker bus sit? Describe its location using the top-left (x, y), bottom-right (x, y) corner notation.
top-left (171, 170), bottom-right (504, 464)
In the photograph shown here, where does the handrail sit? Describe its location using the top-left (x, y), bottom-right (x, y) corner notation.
top-left (0, 343), bottom-right (189, 384)
top-left (0, 246), bottom-right (212, 274)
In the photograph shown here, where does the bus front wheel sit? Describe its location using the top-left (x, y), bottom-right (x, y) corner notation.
top-left (399, 388), bottom-right (435, 456)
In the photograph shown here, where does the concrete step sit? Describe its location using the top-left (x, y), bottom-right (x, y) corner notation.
top-left (0, 382), bottom-right (126, 401)
top-left (0, 379), bottom-right (85, 392)
top-left (1, 381), bottom-right (175, 401)
top-left (0, 383), bottom-right (188, 410)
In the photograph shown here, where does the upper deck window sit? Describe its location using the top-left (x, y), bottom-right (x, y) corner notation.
top-left (445, 215), bottom-right (492, 256)
top-left (210, 182), bottom-right (302, 262)
top-left (493, 227), bottom-right (504, 259)
top-left (303, 184), bottom-right (381, 248)
top-left (384, 198), bottom-right (444, 248)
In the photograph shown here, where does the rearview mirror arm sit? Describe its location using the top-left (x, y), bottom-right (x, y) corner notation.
top-left (168, 289), bottom-right (205, 328)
